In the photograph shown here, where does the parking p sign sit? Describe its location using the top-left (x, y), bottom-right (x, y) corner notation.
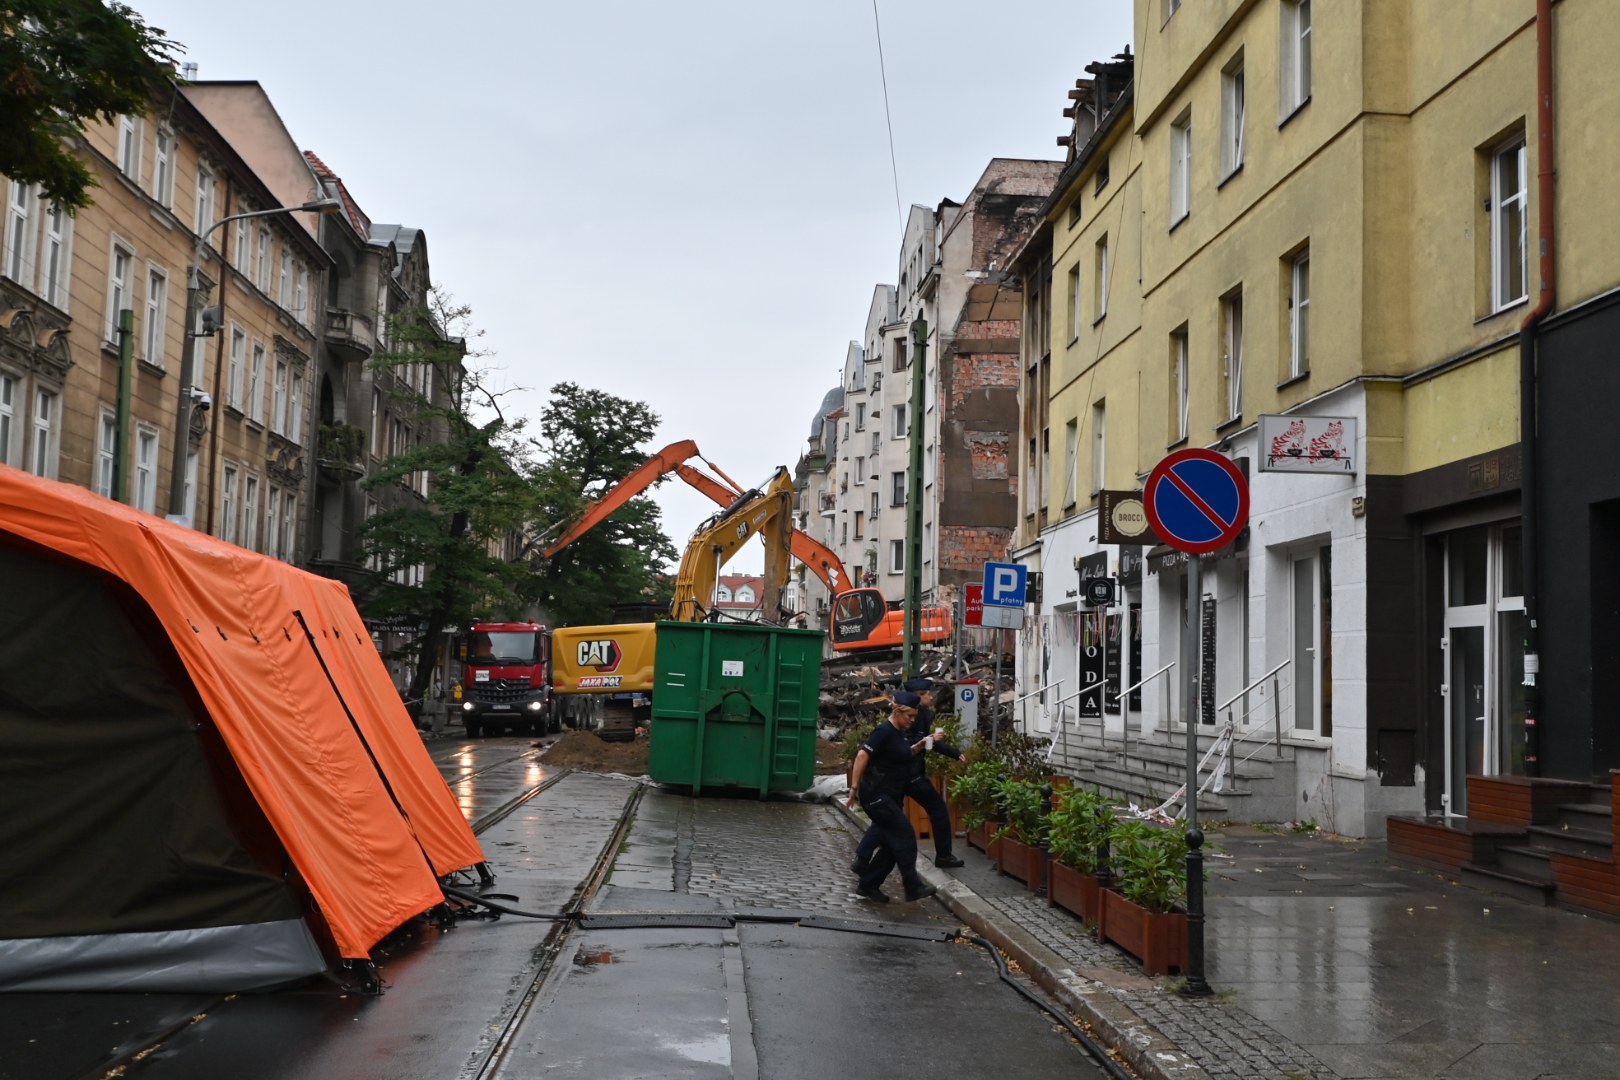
top-left (982, 562), bottom-right (1027, 607)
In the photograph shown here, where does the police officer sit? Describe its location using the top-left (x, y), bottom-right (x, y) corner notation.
top-left (844, 697), bottom-right (938, 904)
top-left (850, 681), bottom-right (965, 872)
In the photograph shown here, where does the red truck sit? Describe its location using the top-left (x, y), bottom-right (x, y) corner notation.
top-left (455, 621), bottom-right (560, 737)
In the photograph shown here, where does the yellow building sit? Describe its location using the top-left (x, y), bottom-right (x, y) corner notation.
top-left (1018, 1), bottom-right (1614, 836)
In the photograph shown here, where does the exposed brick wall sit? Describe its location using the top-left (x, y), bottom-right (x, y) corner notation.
top-left (964, 430), bottom-right (1010, 479)
top-left (939, 525), bottom-right (1014, 571)
top-left (951, 351), bottom-right (1021, 410)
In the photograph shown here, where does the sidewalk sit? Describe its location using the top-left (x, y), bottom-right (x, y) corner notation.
top-left (838, 805), bottom-right (1620, 1080)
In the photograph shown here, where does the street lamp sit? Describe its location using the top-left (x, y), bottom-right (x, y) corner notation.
top-left (166, 197), bottom-right (344, 524)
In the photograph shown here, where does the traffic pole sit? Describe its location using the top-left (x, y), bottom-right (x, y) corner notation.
top-left (902, 317), bottom-right (927, 679)
top-left (1183, 552), bottom-right (1212, 996)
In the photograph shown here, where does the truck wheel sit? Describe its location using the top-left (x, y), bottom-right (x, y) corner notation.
top-left (465, 720), bottom-right (481, 738)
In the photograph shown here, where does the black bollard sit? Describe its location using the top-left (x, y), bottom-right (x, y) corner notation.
top-left (1182, 827), bottom-right (1213, 995)
top-left (1038, 785), bottom-right (1053, 896)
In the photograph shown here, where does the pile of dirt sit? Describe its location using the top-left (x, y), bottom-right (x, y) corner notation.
top-left (539, 730), bottom-right (649, 775)
top-left (814, 737), bottom-right (847, 775)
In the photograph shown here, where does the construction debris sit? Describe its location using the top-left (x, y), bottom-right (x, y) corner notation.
top-left (817, 647), bottom-right (1017, 741)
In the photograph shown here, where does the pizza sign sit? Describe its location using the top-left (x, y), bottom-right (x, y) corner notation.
top-left (1258, 415), bottom-right (1357, 474)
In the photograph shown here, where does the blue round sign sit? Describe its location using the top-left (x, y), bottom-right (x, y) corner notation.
top-left (1143, 449), bottom-right (1249, 555)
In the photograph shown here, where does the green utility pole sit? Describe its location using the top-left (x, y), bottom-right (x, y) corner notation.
top-left (902, 316), bottom-right (927, 678)
top-left (113, 309), bottom-right (134, 503)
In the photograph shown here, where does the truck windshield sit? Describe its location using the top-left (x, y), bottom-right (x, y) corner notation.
top-left (470, 632), bottom-right (538, 665)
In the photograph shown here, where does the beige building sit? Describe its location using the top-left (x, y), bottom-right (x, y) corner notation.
top-left (2, 88), bottom-right (325, 560)
top-left (1016, 2), bottom-right (1620, 837)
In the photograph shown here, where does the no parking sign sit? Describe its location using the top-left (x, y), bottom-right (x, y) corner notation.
top-left (1143, 449), bottom-right (1249, 554)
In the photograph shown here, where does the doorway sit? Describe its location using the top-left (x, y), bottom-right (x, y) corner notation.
top-left (1440, 522), bottom-right (1524, 816)
top-left (1291, 547), bottom-right (1332, 737)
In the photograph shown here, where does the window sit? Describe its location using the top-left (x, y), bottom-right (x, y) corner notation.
top-left (1170, 112), bottom-right (1192, 223)
top-left (272, 360), bottom-right (288, 435)
top-left (890, 538), bottom-right (905, 574)
top-left (279, 251), bottom-right (293, 309)
top-left (841, 521), bottom-right (848, 545)
top-left (370, 390), bottom-right (382, 456)
top-left (1040, 427), bottom-right (1050, 509)
top-left (1492, 137), bottom-right (1528, 311)
top-left (0, 375), bottom-right (13, 465)
top-left (220, 465), bottom-right (238, 544)
top-left (248, 342), bottom-right (266, 423)
top-left (871, 430), bottom-right (880, 455)
top-left (1026, 436), bottom-right (1037, 514)
top-left (1067, 265), bottom-right (1081, 340)
top-left (893, 403), bottom-right (908, 439)
top-left (1091, 401), bottom-right (1107, 495)
top-left (117, 115), bottom-right (140, 179)
top-left (5, 182), bottom-right (33, 283)
top-left (255, 229), bottom-right (272, 292)
top-left (1221, 57), bottom-right (1245, 177)
top-left (1063, 419), bottom-right (1078, 508)
top-left (242, 476), bottom-right (259, 551)
top-left (296, 264), bottom-right (310, 326)
top-left (144, 268), bottom-right (167, 366)
top-left (1281, 0), bottom-right (1312, 117)
top-left (1223, 292), bottom-right (1244, 421)
top-left (194, 163), bottom-right (216, 240)
top-left (152, 128), bottom-right (173, 207)
top-left (40, 201), bottom-right (69, 306)
top-left (31, 389), bottom-right (55, 477)
top-left (228, 327), bottom-right (245, 408)
top-left (134, 428), bottom-right (158, 513)
top-left (854, 511), bottom-right (865, 540)
top-left (855, 456), bottom-right (865, 484)
top-left (870, 491), bottom-right (880, 518)
top-left (265, 488), bottom-right (281, 559)
top-left (97, 411), bottom-right (117, 498)
top-left (893, 337), bottom-right (907, 372)
top-left (289, 369), bottom-right (304, 443)
top-left (1171, 329), bottom-right (1190, 442)
top-left (855, 402), bottom-right (865, 431)
top-left (1094, 236), bottom-right (1110, 319)
top-left (107, 243), bottom-right (133, 341)
top-left (1289, 249), bottom-right (1311, 378)
top-left (1165, 0), bottom-right (1181, 18)
top-left (891, 471), bottom-right (907, 507)
top-left (1094, 158), bottom-right (1110, 194)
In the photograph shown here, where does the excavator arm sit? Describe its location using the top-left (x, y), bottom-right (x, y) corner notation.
top-left (670, 468), bottom-right (795, 622)
top-left (542, 440), bottom-right (852, 598)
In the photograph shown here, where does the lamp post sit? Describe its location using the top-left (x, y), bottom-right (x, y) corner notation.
top-left (166, 198), bottom-right (342, 524)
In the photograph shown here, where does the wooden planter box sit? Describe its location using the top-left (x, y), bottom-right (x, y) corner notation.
top-left (1048, 860), bottom-right (1101, 923)
top-left (1099, 889), bottom-right (1187, 977)
top-left (996, 835), bottom-right (1045, 890)
top-left (966, 819), bottom-right (994, 854)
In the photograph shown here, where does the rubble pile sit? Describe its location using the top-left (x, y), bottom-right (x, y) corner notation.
top-left (816, 647), bottom-right (1016, 738)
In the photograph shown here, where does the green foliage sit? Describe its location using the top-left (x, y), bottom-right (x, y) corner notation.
top-left (993, 777), bottom-right (1046, 846)
top-left (949, 759), bottom-right (1007, 831)
top-left (1108, 819), bottom-right (1189, 914)
top-left (318, 423), bottom-right (367, 466)
top-left (0, 1), bottom-right (180, 210)
top-left (842, 715), bottom-right (881, 763)
top-left (532, 382), bottom-right (678, 626)
top-left (1289, 818), bottom-right (1319, 833)
top-left (1044, 785), bottom-right (1117, 874)
top-left (924, 710), bottom-right (966, 780)
top-left (976, 730), bottom-right (1052, 781)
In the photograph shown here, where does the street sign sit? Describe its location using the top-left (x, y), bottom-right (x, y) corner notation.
top-left (1258, 415), bottom-right (1357, 473)
top-left (1098, 489), bottom-right (1163, 546)
top-left (982, 562), bottom-right (1027, 608)
top-left (980, 604), bottom-right (1025, 630)
top-left (1144, 448), bottom-right (1250, 555)
top-left (964, 584), bottom-right (984, 626)
top-left (1084, 577), bottom-right (1115, 607)
top-left (955, 680), bottom-right (979, 745)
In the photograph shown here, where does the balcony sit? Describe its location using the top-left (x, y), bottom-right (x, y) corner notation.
top-left (317, 423), bottom-right (367, 483)
top-left (325, 309), bottom-right (375, 361)
top-left (818, 491), bottom-right (836, 513)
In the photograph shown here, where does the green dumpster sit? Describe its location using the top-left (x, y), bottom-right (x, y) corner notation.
top-left (647, 621), bottom-right (824, 796)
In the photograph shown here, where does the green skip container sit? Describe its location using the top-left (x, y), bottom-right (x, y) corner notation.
top-left (648, 621), bottom-right (825, 796)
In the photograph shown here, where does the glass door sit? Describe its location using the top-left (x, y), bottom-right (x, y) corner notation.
top-left (1291, 548), bottom-right (1331, 736)
top-left (1441, 523), bottom-right (1525, 816)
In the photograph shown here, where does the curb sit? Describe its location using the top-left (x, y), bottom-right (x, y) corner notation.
top-left (832, 798), bottom-right (1212, 1080)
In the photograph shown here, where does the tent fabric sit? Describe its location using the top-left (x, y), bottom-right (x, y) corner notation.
top-left (0, 920), bottom-right (327, 993)
top-left (0, 544), bottom-right (299, 938)
top-left (0, 465), bottom-right (485, 959)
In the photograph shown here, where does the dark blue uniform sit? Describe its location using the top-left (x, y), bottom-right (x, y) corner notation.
top-left (855, 720), bottom-right (930, 895)
top-left (855, 707), bottom-right (962, 871)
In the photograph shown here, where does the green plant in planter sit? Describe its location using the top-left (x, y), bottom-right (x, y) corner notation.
top-left (950, 759), bottom-right (1007, 831)
top-left (841, 715), bottom-right (883, 763)
top-left (925, 711), bottom-right (967, 780)
top-left (1108, 818), bottom-right (1190, 914)
top-left (992, 777), bottom-right (1046, 845)
top-left (979, 731), bottom-right (1052, 781)
top-left (1045, 785), bottom-right (1116, 873)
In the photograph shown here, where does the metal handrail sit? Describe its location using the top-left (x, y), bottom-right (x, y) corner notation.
top-left (1111, 662), bottom-right (1174, 704)
top-left (1216, 659), bottom-right (1292, 712)
top-left (1014, 680), bottom-right (1062, 705)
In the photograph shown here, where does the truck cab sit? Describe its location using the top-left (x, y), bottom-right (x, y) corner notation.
top-left (456, 622), bottom-right (557, 737)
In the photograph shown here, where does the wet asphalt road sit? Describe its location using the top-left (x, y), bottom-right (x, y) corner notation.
top-left (4, 736), bottom-right (1104, 1079)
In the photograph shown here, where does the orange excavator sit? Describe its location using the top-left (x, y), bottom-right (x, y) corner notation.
top-left (542, 440), bottom-right (951, 652)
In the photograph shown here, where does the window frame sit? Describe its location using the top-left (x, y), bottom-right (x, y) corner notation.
top-left (1091, 401), bottom-right (1107, 496)
top-left (1289, 249), bottom-right (1311, 379)
top-left (1094, 236), bottom-right (1110, 321)
top-left (1170, 111), bottom-right (1193, 224)
top-left (1067, 264), bottom-right (1082, 342)
top-left (5, 181), bottom-right (35, 285)
top-left (1172, 330), bottom-right (1190, 443)
top-left (890, 538), bottom-right (905, 574)
top-left (144, 265), bottom-right (168, 367)
top-left (220, 464), bottom-right (238, 544)
top-left (1063, 418), bottom-right (1079, 509)
top-left (0, 373), bottom-right (14, 467)
top-left (106, 239), bottom-right (134, 344)
top-left (242, 474), bottom-right (260, 552)
top-left (228, 325), bottom-right (246, 409)
top-left (1490, 136), bottom-right (1529, 312)
top-left (152, 126), bottom-right (173, 207)
top-left (1280, 0), bottom-right (1313, 120)
top-left (891, 470), bottom-right (907, 508)
top-left (117, 115), bottom-right (141, 181)
top-left (194, 162), bottom-right (216, 241)
top-left (134, 426), bottom-right (159, 513)
top-left (1221, 55), bottom-right (1246, 179)
top-left (1223, 291), bottom-right (1244, 422)
top-left (97, 409), bottom-right (118, 498)
top-left (39, 200), bottom-right (70, 307)
top-left (31, 387), bottom-right (56, 478)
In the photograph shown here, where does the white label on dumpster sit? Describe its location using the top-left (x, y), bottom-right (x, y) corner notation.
top-left (722, 660), bottom-right (744, 677)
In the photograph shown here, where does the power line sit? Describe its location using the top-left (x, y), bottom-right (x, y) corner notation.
top-left (870, 0), bottom-right (903, 232)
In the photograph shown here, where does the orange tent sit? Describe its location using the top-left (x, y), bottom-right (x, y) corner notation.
top-left (0, 465), bottom-right (482, 985)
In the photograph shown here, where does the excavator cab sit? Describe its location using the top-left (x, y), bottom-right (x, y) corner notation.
top-left (830, 588), bottom-right (888, 648)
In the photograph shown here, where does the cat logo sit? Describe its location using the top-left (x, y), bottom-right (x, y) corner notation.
top-left (735, 521), bottom-right (750, 540)
top-left (576, 638), bottom-right (623, 672)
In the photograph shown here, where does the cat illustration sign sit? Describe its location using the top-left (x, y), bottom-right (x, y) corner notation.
top-left (1258, 415), bottom-right (1358, 473)
top-left (1143, 448), bottom-right (1249, 555)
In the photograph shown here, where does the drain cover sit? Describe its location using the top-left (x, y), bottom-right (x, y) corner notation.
top-left (581, 913), bottom-right (736, 929)
top-left (796, 916), bottom-right (953, 941)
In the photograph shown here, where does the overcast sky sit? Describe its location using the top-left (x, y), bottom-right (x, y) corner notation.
top-left (136, 0), bottom-right (1135, 572)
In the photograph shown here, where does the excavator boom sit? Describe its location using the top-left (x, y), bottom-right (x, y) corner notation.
top-left (543, 439), bottom-right (702, 559)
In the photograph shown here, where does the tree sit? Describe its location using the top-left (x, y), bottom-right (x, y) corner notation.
top-left (532, 382), bottom-right (678, 626)
top-left (1, 1), bottom-right (180, 210)
top-left (356, 291), bottom-right (534, 712)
